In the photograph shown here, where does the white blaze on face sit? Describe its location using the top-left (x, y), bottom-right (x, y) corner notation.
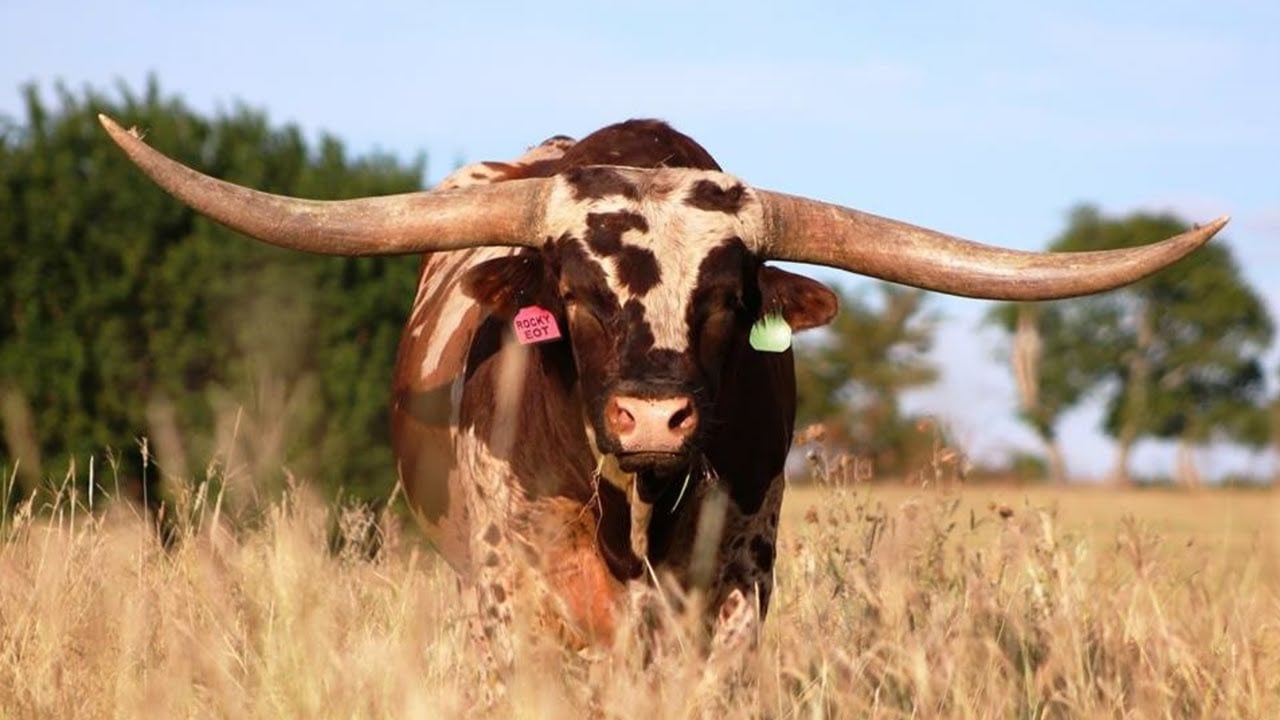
top-left (543, 168), bottom-right (767, 353)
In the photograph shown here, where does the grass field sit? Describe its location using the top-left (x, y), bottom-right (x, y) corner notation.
top-left (1, 477), bottom-right (1277, 718)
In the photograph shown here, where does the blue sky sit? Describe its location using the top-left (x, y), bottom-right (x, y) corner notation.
top-left (5, 1), bottom-right (1279, 479)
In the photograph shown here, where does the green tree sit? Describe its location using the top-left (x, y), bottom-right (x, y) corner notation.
top-left (989, 206), bottom-right (1272, 486)
top-left (986, 298), bottom-right (1123, 483)
top-left (794, 282), bottom-right (939, 477)
top-left (0, 79), bottom-right (425, 508)
top-left (1271, 394), bottom-right (1280, 486)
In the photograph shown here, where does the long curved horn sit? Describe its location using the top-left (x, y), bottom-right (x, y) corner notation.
top-left (758, 191), bottom-right (1226, 301)
top-left (99, 114), bottom-right (548, 255)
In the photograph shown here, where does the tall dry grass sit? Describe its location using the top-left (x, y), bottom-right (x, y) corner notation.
top-left (1, 467), bottom-right (1277, 718)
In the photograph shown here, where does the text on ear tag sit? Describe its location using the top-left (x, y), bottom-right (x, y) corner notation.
top-left (749, 314), bottom-right (792, 352)
top-left (513, 305), bottom-right (562, 344)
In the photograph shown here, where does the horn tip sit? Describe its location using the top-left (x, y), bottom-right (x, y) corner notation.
top-left (1197, 215), bottom-right (1230, 240)
top-left (98, 114), bottom-right (143, 142)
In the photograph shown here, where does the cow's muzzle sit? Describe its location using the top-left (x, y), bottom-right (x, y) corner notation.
top-left (604, 393), bottom-right (698, 459)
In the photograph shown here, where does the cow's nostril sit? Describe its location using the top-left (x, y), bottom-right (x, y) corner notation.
top-left (607, 398), bottom-right (636, 434)
top-left (668, 402), bottom-right (696, 432)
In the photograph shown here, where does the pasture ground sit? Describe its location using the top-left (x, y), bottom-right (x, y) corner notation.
top-left (1, 479), bottom-right (1277, 718)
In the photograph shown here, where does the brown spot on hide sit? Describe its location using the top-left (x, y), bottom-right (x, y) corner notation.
top-left (564, 166), bottom-right (639, 201)
top-left (686, 179), bottom-right (749, 214)
top-left (483, 551), bottom-right (500, 567)
top-left (618, 299), bottom-right (666, 377)
top-left (491, 584), bottom-right (507, 603)
top-left (750, 535), bottom-right (775, 572)
top-left (584, 211), bottom-right (648, 256)
top-left (725, 561), bottom-right (751, 585)
top-left (483, 523), bottom-right (502, 545)
top-left (614, 246), bottom-right (661, 296)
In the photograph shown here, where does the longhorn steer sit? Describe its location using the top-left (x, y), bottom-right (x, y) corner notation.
top-left (99, 115), bottom-right (1224, 658)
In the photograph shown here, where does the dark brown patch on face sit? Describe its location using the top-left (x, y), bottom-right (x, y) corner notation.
top-left (614, 246), bottom-right (661, 296)
top-left (750, 536), bottom-right (775, 572)
top-left (584, 211), bottom-right (648, 256)
top-left (685, 239), bottom-right (753, 388)
top-left (686, 179), bottom-right (748, 214)
top-left (564, 166), bottom-right (639, 201)
top-left (483, 523), bottom-right (502, 545)
top-left (552, 234), bottom-right (619, 318)
top-left (618, 299), bottom-right (657, 375)
top-left (548, 234), bottom-right (623, 424)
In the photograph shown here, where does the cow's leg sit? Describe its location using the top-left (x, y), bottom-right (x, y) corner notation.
top-left (532, 496), bottom-right (624, 647)
top-left (702, 475), bottom-right (782, 678)
top-left (458, 429), bottom-right (524, 691)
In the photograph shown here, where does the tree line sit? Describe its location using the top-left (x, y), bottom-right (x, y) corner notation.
top-left (1, 81), bottom-right (1274, 512)
top-left (2, 80), bottom-right (425, 510)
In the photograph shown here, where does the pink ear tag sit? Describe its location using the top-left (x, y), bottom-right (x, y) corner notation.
top-left (512, 305), bottom-right (563, 345)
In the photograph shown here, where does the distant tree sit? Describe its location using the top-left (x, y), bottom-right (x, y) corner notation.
top-left (1271, 394), bottom-right (1280, 486)
top-left (986, 298), bottom-right (1123, 483)
top-left (0, 79), bottom-right (425, 507)
top-left (989, 206), bottom-right (1272, 486)
top-left (794, 282), bottom-right (939, 476)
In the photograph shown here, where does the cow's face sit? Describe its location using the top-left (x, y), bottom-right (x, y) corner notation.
top-left (464, 166), bottom-right (837, 478)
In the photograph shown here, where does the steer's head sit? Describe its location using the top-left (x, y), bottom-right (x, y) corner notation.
top-left (96, 114), bottom-right (1227, 481)
top-left (459, 166), bottom-right (839, 475)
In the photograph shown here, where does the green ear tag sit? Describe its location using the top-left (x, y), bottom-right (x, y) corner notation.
top-left (749, 314), bottom-right (792, 352)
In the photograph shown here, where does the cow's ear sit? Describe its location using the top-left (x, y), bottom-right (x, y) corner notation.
top-left (757, 266), bottom-right (838, 331)
top-left (461, 254), bottom-right (551, 318)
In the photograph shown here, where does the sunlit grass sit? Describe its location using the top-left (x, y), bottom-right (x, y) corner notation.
top-left (1, 470), bottom-right (1277, 718)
